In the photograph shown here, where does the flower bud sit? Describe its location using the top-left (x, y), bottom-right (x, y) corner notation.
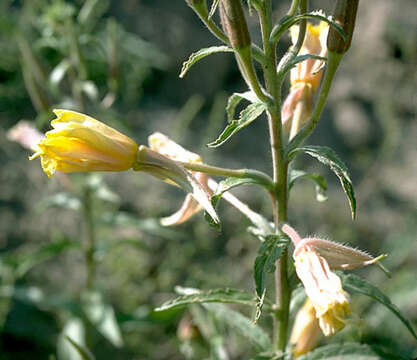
top-left (219, 0), bottom-right (251, 50)
top-left (327, 0), bottom-right (359, 54)
top-left (290, 300), bottom-right (321, 356)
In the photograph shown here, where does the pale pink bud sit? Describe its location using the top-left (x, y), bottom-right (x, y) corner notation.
top-left (290, 299), bottom-right (321, 356)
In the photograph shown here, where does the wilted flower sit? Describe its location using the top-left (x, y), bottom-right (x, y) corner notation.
top-left (282, 22), bottom-right (328, 135)
top-left (148, 132), bottom-right (211, 226)
top-left (282, 224), bottom-right (386, 336)
top-left (289, 299), bottom-right (321, 356)
top-left (30, 109), bottom-right (138, 177)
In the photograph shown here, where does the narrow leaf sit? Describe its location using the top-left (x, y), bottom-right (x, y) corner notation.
top-left (64, 336), bottom-right (95, 360)
top-left (204, 303), bottom-right (272, 351)
top-left (155, 288), bottom-right (260, 312)
top-left (208, 102), bottom-right (266, 147)
top-left (277, 54), bottom-right (327, 79)
top-left (254, 236), bottom-right (288, 299)
top-left (288, 146), bottom-right (356, 219)
top-left (341, 273), bottom-right (417, 341)
top-left (180, 46), bottom-right (233, 78)
top-left (297, 342), bottom-right (396, 360)
top-left (270, 10), bottom-right (346, 43)
top-left (208, 0), bottom-right (220, 19)
top-left (211, 177), bottom-right (259, 207)
top-left (289, 169), bottom-right (328, 202)
top-left (226, 91), bottom-right (257, 123)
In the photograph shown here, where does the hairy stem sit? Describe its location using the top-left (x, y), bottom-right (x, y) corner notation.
top-left (256, 0), bottom-right (290, 351)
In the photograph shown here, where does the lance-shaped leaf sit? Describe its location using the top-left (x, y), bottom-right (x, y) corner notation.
top-left (254, 235), bottom-right (288, 299)
top-left (135, 146), bottom-right (219, 226)
top-left (208, 102), bottom-right (267, 147)
top-left (155, 288), bottom-right (261, 312)
top-left (341, 273), bottom-right (417, 341)
top-left (270, 10), bottom-right (346, 44)
top-left (226, 91), bottom-right (258, 123)
top-left (288, 146), bottom-right (356, 219)
top-left (180, 46), bottom-right (234, 78)
top-left (277, 54), bottom-right (327, 79)
top-left (208, 0), bottom-right (220, 19)
top-left (289, 169), bottom-right (328, 202)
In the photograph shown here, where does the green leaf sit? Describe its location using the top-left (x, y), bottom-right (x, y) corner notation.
top-left (254, 236), bottom-right (288, 299)
top-left (180, 46), bottom-right (233, 78)
top-left (208, 0), bottom-right (220, 19)
top-left (277, 54), bottom-right (327, 79)
top-left (288, 146), bottom-right (356, 219)
top-left (226, 91), bottom-right (257, 123)
top-left (64, 336), bottom-right (95, 360)
top-left (297, 342), bottom-right (399, 360)
top-left (204, 303), bottom-right (272, 351)
top-left (289, 169), bottom-right (328, 202)
top-left (270, 10), bottom-right (346, 44)
top-left (155, 288), bottom-right (261, 312)
top-left (341, 273), bottom-right (417, 341)
top-left (211, 178), bottom-right (259, 207)
top-left (208, 102), bottom-right (267, 147)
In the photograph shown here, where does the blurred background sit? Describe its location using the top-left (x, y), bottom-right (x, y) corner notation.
top-left (0, 0), bottom-right (416, 359)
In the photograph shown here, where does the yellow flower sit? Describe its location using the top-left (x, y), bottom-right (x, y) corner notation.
top-left (289, 21), bottom-right (328, 91)
top-left (294, 247), bottom-right (350, 336)
top-left (282, 21), bottom-right (328, 135)
top-left (30, 109), bottom-right (138, 177)
top-left (282, 224), bottom-right (386, 337)
top-left (289, 299), bottom-right (321, 356)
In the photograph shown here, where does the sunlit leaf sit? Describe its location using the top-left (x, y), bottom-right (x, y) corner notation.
top-left (208, 102), bottom-right (266, 147)
top-left (254, 235), bottom-right (288, 308)
top-left (270, 10), bottom-right (346, 44)
top-left (288, 146), bottom-right (356, 219)
top-left (180, 46), bottom-right (233, 78)
top-left (208, 0), bottom-right (220, 19)
top-left (226, 91), bottom-right (257, 123)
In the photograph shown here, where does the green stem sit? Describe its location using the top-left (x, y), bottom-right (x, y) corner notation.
top-left (256, 0), bottom-right (290, 351)
top-left (287, 51), bottom-right (343, 153)
top-left (178, 161), bottom-right (274, 189)
top-left (83, 185), bottom-right (95, 290)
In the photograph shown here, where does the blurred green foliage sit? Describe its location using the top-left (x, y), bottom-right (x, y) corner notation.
top-left (0, 0), bottom-right (416, 359)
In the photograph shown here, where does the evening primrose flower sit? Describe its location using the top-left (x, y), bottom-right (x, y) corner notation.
top-left (282, 21), bottom-right (328, 135)
top-left (282, 224), bottom-right (386, 337)
top-left (30, 109), bottom-right (138, 177)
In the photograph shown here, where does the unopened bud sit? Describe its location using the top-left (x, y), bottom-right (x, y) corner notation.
top-left (327, 0), bottom-right (359, 53)
top-left (219, 0), bottom-right (251, 50)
